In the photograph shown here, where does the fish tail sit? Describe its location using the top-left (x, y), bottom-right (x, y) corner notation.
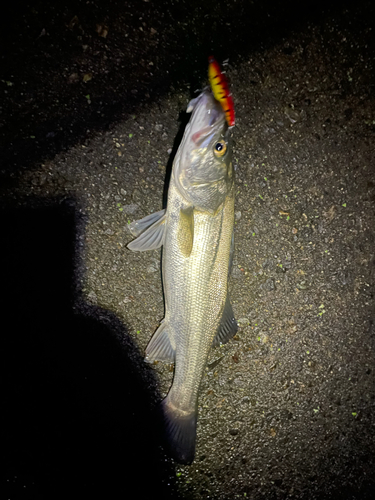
top-left (161, 396), bottom-right (197, 465)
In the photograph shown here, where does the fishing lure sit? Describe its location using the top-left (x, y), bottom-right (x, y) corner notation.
top-left (208, 56), bottom-right (235, 127)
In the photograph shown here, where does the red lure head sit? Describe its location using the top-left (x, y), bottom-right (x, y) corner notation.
top-left (208, 56), bottom-right (235, 127)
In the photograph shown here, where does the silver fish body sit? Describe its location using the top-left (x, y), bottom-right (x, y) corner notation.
top-left (127, 90), bottom-right (237, 463)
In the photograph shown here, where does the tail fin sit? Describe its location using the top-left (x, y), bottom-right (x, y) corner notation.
top-left (161, 396), bottom-right (197, 465)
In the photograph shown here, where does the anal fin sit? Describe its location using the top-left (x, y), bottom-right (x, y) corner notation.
top-left (145, 320), bottom-right (175, 363)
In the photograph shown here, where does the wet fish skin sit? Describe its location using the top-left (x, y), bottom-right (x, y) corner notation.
top-left (127, 90), bottom-right (237, 463)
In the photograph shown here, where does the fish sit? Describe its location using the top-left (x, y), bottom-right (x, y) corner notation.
top-left (208, 56), bottom-right (235, 127)
top-left (127, 89), bottom-right (237, 464)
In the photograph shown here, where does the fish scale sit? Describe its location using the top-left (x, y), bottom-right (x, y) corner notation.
top-left (127, 90), bottom-right (237, 464)
top-left (163, 174), bottom-right (234, 414)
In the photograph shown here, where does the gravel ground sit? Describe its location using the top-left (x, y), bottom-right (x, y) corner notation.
top-left (2, 1), bottom-right (375, 499)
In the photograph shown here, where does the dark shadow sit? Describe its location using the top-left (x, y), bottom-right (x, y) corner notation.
top-left (162, 109), bottom-right (192, 207)
top-left (2, 200), bottom-right (179, 499)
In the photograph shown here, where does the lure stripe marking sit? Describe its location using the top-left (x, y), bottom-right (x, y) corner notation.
top-left (208, 56), bottom-right (235, 127)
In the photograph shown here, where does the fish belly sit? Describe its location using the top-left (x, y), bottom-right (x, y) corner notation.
top-left (162, 176), bottom-right (234, 409)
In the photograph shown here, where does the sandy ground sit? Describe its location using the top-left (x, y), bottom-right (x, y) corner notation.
top-left (2, 1), bottom-right (375, 499)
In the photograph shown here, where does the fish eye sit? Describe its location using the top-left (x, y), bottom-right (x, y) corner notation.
top-left (213, 141), bottom-right (227, 157)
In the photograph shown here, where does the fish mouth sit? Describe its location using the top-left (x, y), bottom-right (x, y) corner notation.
top-left (173, 90), bottom-right (229, 201)
top-left (189, 91), bottom-right (226, 146)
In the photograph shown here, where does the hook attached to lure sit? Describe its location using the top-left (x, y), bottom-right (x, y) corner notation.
top-left (208, 56), bottom-right (235, 127)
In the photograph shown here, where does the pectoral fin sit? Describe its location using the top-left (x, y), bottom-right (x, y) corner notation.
top-left (177, 207), bottom-right (194, 258)
top-left (127, 210), bottom-right (166, 252)
top-left (212, 294), bottom-right (238, 347)
top-left (145, 320), bottom-right (175, 362)
top-left (128, 209), bottom-right (166, 237)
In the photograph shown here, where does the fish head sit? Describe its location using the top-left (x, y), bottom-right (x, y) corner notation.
top-left (174, 90), bottom-right (234, 213)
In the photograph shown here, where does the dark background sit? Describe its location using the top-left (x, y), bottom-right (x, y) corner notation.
top-left (2, 1), bottom-right (375, 499)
